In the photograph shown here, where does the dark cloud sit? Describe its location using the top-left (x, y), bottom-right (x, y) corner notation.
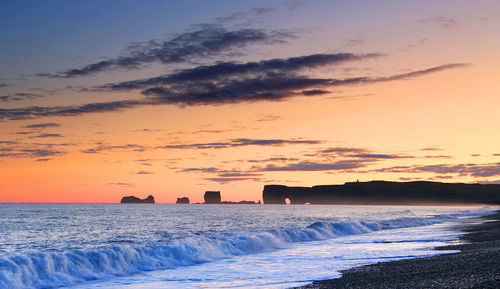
top-left (40, 24), bottom-right (294, 78)
top-left (494, 154), bottom-right (500, 157)
top-left (2, 63), bottom-right (467, 121)
top-left (259, 160), bottom-right (369, 171)
top-left (109, 182), bottom-right (135, 187)
top-left (301, 89), bottom-right (330, 96)
top-left (134, 171), bottom-right (154, 175)
top-left (0, 82), bottom-right (11, 88)
top-left (20, 149), bottom-right (64, 158)
top-left (320, 147), bottom-right (367, 155)
top-left (0, 140), bottom-right (66, 160)
top-left (246, 157), bottom-right (300, 163)
top-left (421, 147), bottom-right (443, 151)
top-left (417, 17), bottom-right (457, 27)
top-left (374, 163), bottom-right (500, 178)
top-left (424, 155), bottom-right (452, 159)
top-left (0, 100), bottom-right (142, 120)
top-left (204, 177), bottom-right (262, 183)
top-left (140, 63), bottom-right (468, 106)
top-left (36, 158), bottom-right (52, 162)
top-left (178, 167), bottom-right (263, 182)
top-left (31, 133), bottom-right (63, 138)
top-left (0, 93), bottom-right (44, 102)
top-left (159, 138), bottom-right (322, 149)
top-left (81, 144), bottom-right (145, 154)
top-left (99, 53), bottom-right (381, 91)
top-left (24, 123), bottom-right (61, 129)
top-left (347, 153), bottom-right (413, 159)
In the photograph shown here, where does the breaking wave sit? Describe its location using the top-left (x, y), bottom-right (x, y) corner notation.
top-left (0, 209), bottom-right (491, 289)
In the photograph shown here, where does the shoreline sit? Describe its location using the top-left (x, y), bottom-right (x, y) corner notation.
top-left (294, 209), bottom-right (500, 289)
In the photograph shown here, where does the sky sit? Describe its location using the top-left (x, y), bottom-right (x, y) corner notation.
top-left (1, 0), bottom-right (500, 203)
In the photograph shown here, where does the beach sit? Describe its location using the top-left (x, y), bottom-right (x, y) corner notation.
top-left (295, 210), bottom-right (500, 289)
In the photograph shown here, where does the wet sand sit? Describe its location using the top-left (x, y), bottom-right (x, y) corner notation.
top-left (295, 210), bottom-right (500, 289)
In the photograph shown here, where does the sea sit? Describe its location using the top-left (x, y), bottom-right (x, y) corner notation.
top-left (0, 203), bottom-right (495, 289)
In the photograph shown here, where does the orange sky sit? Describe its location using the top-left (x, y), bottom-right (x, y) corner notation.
top-left (1, 1), bottom-right (500, 202)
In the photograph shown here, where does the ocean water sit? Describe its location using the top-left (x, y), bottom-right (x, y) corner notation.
top-left (0, 204), bottom-right (494, 289)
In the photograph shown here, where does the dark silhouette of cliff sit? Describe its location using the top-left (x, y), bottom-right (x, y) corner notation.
top-left (120, 195), bottom-right (155, 203)
top-left (176, 197), bottom-right (190, 204)
top-left (204, 191), bottom-right (221, 204)
top-left (263, 181), bottom-right (500, 205)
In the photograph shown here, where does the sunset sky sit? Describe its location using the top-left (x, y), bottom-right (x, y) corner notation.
top-left (1, 0), bottom-right (499, 203)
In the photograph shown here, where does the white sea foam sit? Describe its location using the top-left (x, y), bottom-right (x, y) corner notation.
top-left (0, 206), bottom-right (493, 289)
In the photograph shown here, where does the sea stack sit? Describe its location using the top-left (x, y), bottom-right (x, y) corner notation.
top-left (176, 197), bottom-right (190, 204)
top-left (204, 191), bottom-right (221, 204)
top-left (120, 195), bottom-right (155, 203)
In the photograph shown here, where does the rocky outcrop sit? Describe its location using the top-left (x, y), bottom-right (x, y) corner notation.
top-left (263, 181), bottom-right (500, 205)
top-left (221, 200), bottom-right (258, 204)
top-left (120, 195), bottom-right (155, 203)
top-left (176, 197), bottom-right (190, 204)
top-left (204, 191), bottom-right (221, 204)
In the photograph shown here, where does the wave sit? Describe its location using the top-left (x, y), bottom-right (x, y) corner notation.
top-left (0, 208), bottom-right (492, 289)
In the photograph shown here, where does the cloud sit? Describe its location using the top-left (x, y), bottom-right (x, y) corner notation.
top-left (204, 177), bottom-right (263, 183)
top-left (374, 163), bottom-right (500, 178)
top-left (258, 160), bottom-right (369, 171)
top-left (0, 93), bottom-right (44, 102)
top-left (109, 182), bottom-right (135, 187)
top-left (347, 153), bottom-right (413, 159)
top-left (478, 179), bottom-right (500, 184)
top-left (0, 140), bottom-right (66, 160)
top-left (24, 122), bottom-right (61, 129)
top-left (40, 24), bottom-right (295, 78)
top-left (421, 147), bottom-right (443, 151)
top-left (159, 138), bottom-right (322, 149)
top-left (255, 114), bottom-right (282, 122)
top-left (1, 63), bottom-right (468, 120)
top-left (0, 100), bottom-right (142, 120)
top-left (134, 171), bottom-right (154, 175)
top-left (140, 63), bottom-right (468, 106)
top-left (99, 53), bottom-right (381, 91)
top-left (31, 133), bottom-right (63, 138)
top-left (0, 82), bottom-right (11, 88)
top-left (417, 17), bottom-right (457, 27)
top-left (81, 144), bottom-right (145, 154)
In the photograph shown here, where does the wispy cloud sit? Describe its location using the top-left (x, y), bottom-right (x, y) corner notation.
top-left (159, 138), bottom-right (323, 149)
top-left (24, 123), bottom-right (61, 129)
top-left (134, 171), bottom-right (154, 175)
top-left (39, 24), bottom-right (294, 78)
top-left (374, 163), bottom-right (500, 178)
top-left (31, 133), bottom-right (63, 138)
top-left (109, 182), bottom-right (135, 187)
top-left (81, 143), bottom-right (146, 154)
top-left (98, 53), bottom-right (381, 91)
top-left (417, 16), bottom-right (457, 28)
top-left (258, 160), bottom-right (370, 171)
top-left (0, 93), bottom-right (44, 102)
top-left (1, 62), bottom-right (468, 120)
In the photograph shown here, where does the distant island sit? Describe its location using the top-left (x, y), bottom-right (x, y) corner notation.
top-left (263, 181), bottom-right (500, 205)
top-left (176, 197), bottom-right (190, 204)
top-left (120, 195), bottom-right (155, 203)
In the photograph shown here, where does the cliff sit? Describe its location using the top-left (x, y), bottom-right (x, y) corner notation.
top-left (204, 191), bottom-right (221, 204)
top-left (120, 195), bottom-right (155, 203)
top-left (263, 181), bottom-right (500, 205)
